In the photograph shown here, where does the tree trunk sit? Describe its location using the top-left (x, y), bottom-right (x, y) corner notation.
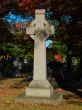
top-left (78, 41), bottom-right (82, 81)
top-left (67, 43), bottom-right (72, 73)
top-left (65, 43), bottom-right (73, 84)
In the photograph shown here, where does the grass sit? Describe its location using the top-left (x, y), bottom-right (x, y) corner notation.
top-left (0, 77), bottom-right (82, 110)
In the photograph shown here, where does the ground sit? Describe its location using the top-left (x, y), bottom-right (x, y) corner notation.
top-left (0, 77), bottom-right (82, 110)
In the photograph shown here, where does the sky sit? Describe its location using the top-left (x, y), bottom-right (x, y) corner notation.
top-left (45, 40), bottom-right (52, 47)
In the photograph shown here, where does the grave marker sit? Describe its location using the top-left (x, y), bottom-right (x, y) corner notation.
top-left (26, 9), bottom-right (54, 97)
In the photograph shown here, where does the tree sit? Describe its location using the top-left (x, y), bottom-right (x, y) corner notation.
top-left (1, 0), bottom-right (82, 78)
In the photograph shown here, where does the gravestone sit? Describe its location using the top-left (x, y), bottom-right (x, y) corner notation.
top-left (26, 9), bottom-right (55, 97)
top-left (13, 58), bottom-right (21, 77)
top-left (24, 58), bottom-right (28, 64)
top-left (16, 9), bottom-right (63, 104)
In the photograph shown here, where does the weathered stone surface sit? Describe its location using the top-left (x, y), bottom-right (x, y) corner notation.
top-left (26, 80), bottom-right (53, 97)
top-left (16, 93), bottom-right (63, 105)
top-left (26, 9), bottom-right (55, 98)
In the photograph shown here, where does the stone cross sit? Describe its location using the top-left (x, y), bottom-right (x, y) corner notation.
top-left (26, 9), bottom-right (55, 97)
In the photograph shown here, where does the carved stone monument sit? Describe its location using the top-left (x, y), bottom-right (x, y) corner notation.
top-left (16, 9), bottom-right (63, 104)
top-left (26, 9), bottom-right (54, 97)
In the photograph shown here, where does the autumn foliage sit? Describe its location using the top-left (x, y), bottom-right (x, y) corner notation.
top-left (55, 54), bottom-right (62, 63)
top-left (14, 22), bottom-right (31, 32)
top-left (19, 0), bottom-right (43, 14)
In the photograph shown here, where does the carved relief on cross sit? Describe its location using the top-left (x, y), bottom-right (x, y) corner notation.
top-left (26, 9), bottom-right (54, 41)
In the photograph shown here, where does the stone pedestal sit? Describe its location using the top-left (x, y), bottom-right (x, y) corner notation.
top-left (26, 80), bottom-right (53, 97)
top-left (16, 93), bottom-right (63, 105)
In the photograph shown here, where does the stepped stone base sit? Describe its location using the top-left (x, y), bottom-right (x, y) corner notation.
top-left (16, 80), bottom-right (63, 105)
top-left (16, 93), bottom-right (63, 105)
top-left (26, 80), bottom-right (53, 97)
